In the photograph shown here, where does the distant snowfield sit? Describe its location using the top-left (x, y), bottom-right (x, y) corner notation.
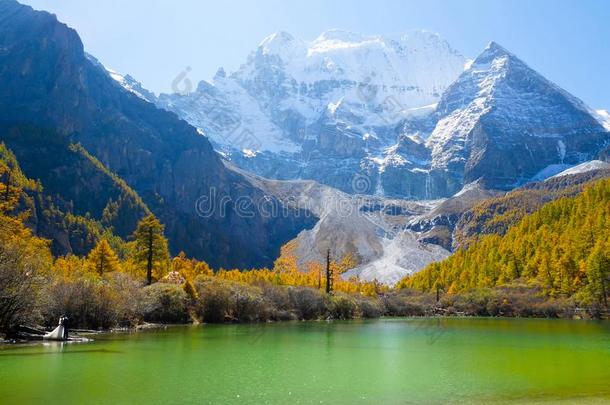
top-left (595, 110), bottom-right (610, 131)
top-left (531, 164), bottom-right (574, 182)
top-left (550, 160), bottom-right (610, 179)
top-left (530, 160), bottom-right (610, 182)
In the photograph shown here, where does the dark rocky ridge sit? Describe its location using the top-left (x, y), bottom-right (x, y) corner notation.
top-left (0, 0), bottom-right (315, 268)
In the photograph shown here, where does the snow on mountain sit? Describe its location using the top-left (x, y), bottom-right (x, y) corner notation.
top-left (240, 29), bottom-right (468, 113)
top-left (105, 69), bottom-right (156, 102)
top-left (530, 164), bottom-right (573, 182)
top-left (85, 53), bottom-right (156, 102)
top-left (259, 31), bottom-right (307, 62)
top-left (595, 109), bottom-right (610, 131)
top-left (157, 76), bottom-right (301, 154)
top-left (425, 41), bottom-right (608, 191)
top-left (103, 36), bottom-right (607, 202)
top-left (151, 30), bottom-right (468, 198)
top-left (550, 160), bottom-right (610, 179)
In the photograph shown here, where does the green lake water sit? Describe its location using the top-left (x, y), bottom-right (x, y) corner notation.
top-left (0, 318), bottom-right (609, 404)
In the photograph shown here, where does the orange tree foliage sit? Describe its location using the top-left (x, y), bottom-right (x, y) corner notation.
top-left (0, 179), bottom-right (52, 331)
top-left (212, 243), bottom-right (382, 296)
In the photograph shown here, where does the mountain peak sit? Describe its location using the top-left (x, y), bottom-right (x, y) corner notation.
top-left (428, 40), bottom-right (607, 191)
top-left (214, 67), bottom-right (226, 79)
top-left (258, 31), bottom-right (305, 61)
top-left (399, 29), bottom-right (443, 44)
top-left (472, 41), bottom-right (517, 66)
top-left (485, 41), bottom-right (508, 53)
top-left (260, 31), bottom-right (295, 47)
top-left (314, 29), bottom-right (366, 43)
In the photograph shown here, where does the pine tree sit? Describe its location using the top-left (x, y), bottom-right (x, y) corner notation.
top-left (0, 162), bottom-right (20, 212)
top-left (132, 214), bottom-right (169, 284)
top-left (194, 261), bottom-right (213, 277)
top-left (86, 239), bottom-right (121, 276)
top-left (325, 248), bottom-right (333, 294)
top-left (585, 240), bottom-right (609, 308)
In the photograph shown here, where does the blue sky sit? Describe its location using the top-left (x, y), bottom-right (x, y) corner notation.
top-left (21, 0), bottom-right (610, 110)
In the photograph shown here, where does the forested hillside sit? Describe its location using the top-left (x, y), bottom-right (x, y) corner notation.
top-left (0, 140), bottom-right (142, 256)
top-left (402, 178), bottom-right (610, 310)
top-left (453, 169), bottom-right (610, 249)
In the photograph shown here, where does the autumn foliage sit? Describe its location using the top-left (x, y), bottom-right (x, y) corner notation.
top-left (400, 178), bottom-right (610, 311)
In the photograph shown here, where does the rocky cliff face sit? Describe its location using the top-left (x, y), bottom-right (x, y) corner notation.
top-left (0, 0), bottom-right (315, 268)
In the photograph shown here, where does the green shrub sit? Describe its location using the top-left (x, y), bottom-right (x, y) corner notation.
top-left (439, 288), bottom-right (497, 316)
top-left (194, 277), bottom-right (274, 323)
top-left (105, 272), bottom-right (144, 326)
top-left (530, 298), bottom-right (575, 318)
top-left (231, 284), bottom-right (272, 322)
top-left (382, 290), bottom-right (435, 316)
top-left (354, 296), bottom-right (384, 318)
top-left (194, 277), bottom-right (233, 323)
top-left (287, 287), bottom-right (327, 320)
top-left (329, 294), bottom-right (357, 320)
top-left (42, 279), bottom-right (118, 329)
top-left (140, 283), bottom-right (189, 324)
top-left (259, 283), bottom-right (297, 320)
top-left (260, 283), bottom-right (291, 311)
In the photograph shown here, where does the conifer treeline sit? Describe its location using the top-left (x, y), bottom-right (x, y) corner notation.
top-left (401, 178), bottom-right (610, 309)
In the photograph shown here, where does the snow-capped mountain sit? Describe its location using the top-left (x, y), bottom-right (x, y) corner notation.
top-left (109, 36), bottom-right (608, 201)
top-left (105, 69), bottom-right (155, 101)
top-left (153, 30), bottom-right (468, 197)
top-left (425, 41), bottom-right (609, 192)
top-left (234, 29), bottom-right (467, 121)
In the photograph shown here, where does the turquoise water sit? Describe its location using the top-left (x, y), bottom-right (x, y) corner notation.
top-left (1, 318), bottom-right (609, 404)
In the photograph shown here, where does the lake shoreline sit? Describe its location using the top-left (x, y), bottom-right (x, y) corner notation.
top-left (3, 313), bottom-right (607, 347)
top-left (2, 279), bottom-right (607, 344)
